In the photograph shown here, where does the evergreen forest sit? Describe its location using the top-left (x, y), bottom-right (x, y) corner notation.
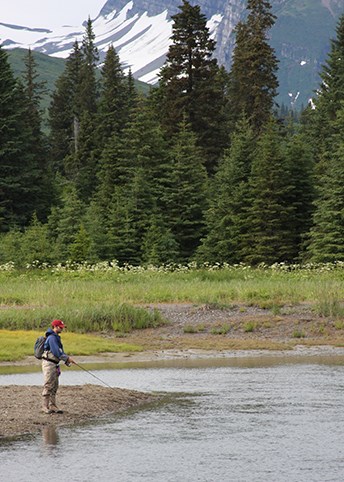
top-left (0, 0), bottom-right (343, 268)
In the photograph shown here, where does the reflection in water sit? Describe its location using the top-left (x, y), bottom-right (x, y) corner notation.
top-left (42, 425), bottom-right (59, 447)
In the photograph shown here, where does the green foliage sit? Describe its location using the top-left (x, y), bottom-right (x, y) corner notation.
top-left (211, 323), bottom-right (230, 335)
top-left (141, 215), bottom-right (179, 265)
top-left (48, 41), bottom-right (83, 171)
top-left (47, 183), bottom-right (87, 262)
top-left (244, 321), bottom-right (256, 333)
top-left (2, 9), bottom-right (344, 266)
top-left (164, 120), bottom-right (208, 261)
top-left (98, 44), bottom-right (129, 139)
top-left (155, 0), bottom-right (227, 173)
top-left (307, 146), bottom-right (344, 263)
top-left (69, 224), bottom-right (91, 262)
top-left (241, 119), bottom-right (296, 264)
top-left (0, 45), bottom-right (47, 231)
top-left (197, 116), bottom-right (255, 263)
top-left (0, 302), bottom-right (164, 333)
top-left (0, 230), bottom-right (24, 265)
top-left (229, 0), bottom-right (279, 132)
top-left (292, 329), bottom-right (305, 338)
top-left (79, 17), bottom-right (99, 115)
top-left (305, 16), bottom-right (344, 263)
top-left (66, 111), bottom-right (99, 201)
top-left (284, 132), bottom-right (315, 259)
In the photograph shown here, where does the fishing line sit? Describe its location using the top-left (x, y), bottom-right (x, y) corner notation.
top-left (74, 362), bottom-right (115, 390)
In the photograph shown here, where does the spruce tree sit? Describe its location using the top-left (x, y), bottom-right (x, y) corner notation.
top-left (98, 45), bottom-right (128, 140)
top-left (229, 0), bottom-right (279, 133)
top-left (0, 45), bottom-right (22, 230)
top-left (126, 68), bottom-right (138, 113)
top-left (307, 105), bottom-right (344, 262)
top-left (163, 120), bottom-right (208, 262)
top-left (84, 199), bottom-right (108, 261)
top-left (51, 20), bottom-right (100, 199)
top-left (284, 132), bottom-right (315, 260)
top-left (308, 15), bottom-right (344, 163)
top-left (141, 215), bottom-right (179, 265)
top-left (0, 45), bottom-right (46, 230)
top-left (120, 97), bottom-right (170, 210)
top-left (49, 19), bottom-right (99, 175)
top-left (156, 0), bottom-right (227, 174)
top-left (20, 213), bottom-right (52, 266)
top-left (105, 187), bottom-right (141, 265)
top-left (21, 48), bottom-right (53, 220)
top-left (197, 116), bottom-right (256, 263)
top-left (69, 224), bottom-right (91, 262)
top-left (90, 97), bottom-right (169, 264)
top-left (49, 41), bottom-right (83, 171)
top-left (79, 17), bottom-right (99, 115)
top-left (65, 111), bottom-right (98, 202)
top-left (303, 14), bottom-right (344, 262)
top-left (315, 15), bottom-right (344, 122)
top-left (48, 184), bottom-right (87, 261)
top-left (0, 229), bottom-right (24, 264)
top-left (242, 118), bottom-right (295, 265)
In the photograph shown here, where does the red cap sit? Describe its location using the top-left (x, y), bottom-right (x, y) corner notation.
top-left (51, 319), bottom-right (66, 329)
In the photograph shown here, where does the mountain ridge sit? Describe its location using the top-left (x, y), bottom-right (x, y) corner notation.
top-left (1, 0), bottom-right (344, 107)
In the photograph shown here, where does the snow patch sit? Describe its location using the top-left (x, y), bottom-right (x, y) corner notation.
top-left (207, 14), bottom-right (223, 38)
top-left (0, 1), bottom-right (222, 85)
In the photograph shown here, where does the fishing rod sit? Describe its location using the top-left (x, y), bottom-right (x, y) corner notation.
top-left (74, 362), bottom-right (115, 390)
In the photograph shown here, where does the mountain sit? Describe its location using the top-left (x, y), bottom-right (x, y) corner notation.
top-left (1, 0), bottom-right (344, 108)
top-left (6, 47), bottom-right (150, 127)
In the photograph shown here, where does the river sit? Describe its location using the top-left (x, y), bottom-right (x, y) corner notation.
top-left (1, 353), bottom-right (344, 481)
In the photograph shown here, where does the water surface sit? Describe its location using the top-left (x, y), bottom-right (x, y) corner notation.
top-left (1, 356), bottom-right (344, 482)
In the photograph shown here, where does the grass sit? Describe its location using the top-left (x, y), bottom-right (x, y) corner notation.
top-left (0, 262), bottom-right (343, 360)
top-left (244, 322), bottom-right (256, 333)
top-left (0, 262), bottom-right (343, 307)
top-left (0, 263), bottom-right (343, 331)
top-left (0, 302), bottom-right (164, 333)
top-left (292, 330), bottom-right (306, 339)
top-left (210, 323), bottom-right (230, 335)
top-left (0, 330), bottom-right (143, 362)
top-left (183, 323), bottom-right (207, 333)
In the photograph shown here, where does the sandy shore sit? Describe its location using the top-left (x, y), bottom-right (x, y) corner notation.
top-left (0, 384), bottom-right (159, 440)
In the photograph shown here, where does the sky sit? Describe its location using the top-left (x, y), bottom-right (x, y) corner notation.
top-left (1, 0), bottom-right (107, 28)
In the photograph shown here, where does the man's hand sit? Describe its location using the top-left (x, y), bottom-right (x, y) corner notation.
top-left (66, 356), bottom-right (76, 366)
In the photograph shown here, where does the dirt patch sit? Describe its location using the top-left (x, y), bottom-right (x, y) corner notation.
top-left (123, 302), bottom-right (344, 351)
top-left (0, 385), bottom-right (158, 440)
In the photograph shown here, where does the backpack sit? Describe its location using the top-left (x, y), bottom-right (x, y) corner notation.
top-left (34, 335), bottom-right (46, 359)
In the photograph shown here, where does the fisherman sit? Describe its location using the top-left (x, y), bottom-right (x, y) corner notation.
top-left (41, 319), bottom-right (76, 414)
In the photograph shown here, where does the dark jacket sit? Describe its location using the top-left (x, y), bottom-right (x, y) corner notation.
top-left (43, 328), bottom-right (69, 362)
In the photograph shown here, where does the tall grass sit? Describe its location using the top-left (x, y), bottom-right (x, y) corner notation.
top-left (0, 303), bottom-right (163, 332)
top-left (0, 261), bottom-right (343, 332)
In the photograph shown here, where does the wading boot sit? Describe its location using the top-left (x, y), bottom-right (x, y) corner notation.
top-left (49, 395), bottom-right (63, 414)
top-left (42, 395), bottom-right (53, 414)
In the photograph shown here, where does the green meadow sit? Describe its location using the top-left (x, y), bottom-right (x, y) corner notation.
top-left (0, 262), bottom-right (343, 361)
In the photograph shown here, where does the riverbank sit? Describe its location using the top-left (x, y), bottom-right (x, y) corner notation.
top-left (126, 302), bottom-right (344, 351)
top-left (2, 301), bottom-right (344, 367)
top-left (0, 384), bottom-right (158, 439)
top-left (2, 301), bottom-right (344, 440)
